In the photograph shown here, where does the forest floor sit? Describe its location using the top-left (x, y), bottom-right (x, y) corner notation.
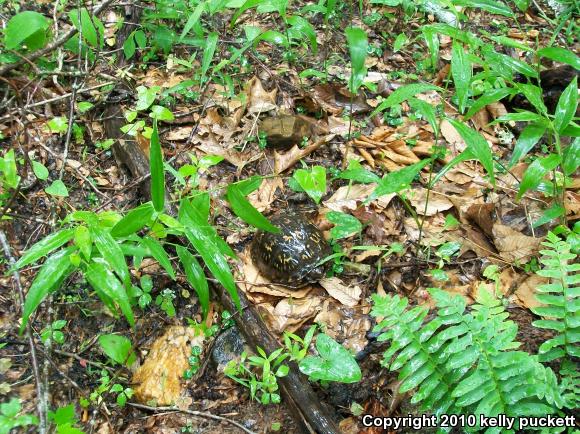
top-left (0, 0), bottom-right (579, 433)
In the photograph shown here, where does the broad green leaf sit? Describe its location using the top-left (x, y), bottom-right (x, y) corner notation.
top-left (150, 119), bottom-right (165, 212)
top-left (371, 83), bottom-right (441, 116)
top-left (135, 85), bottom-right (160, 111)
top-left (31, 160), bottom-right (49, 180)
top-left (69, 8), bottom-right (98, 47)
top-left (4, 11), bottom-right (49, 51)
top-left (149, 105), bottom-right (174, 121)
top-left (226, 184), bottom-right (279, 232)
top-left (327, 212), bottom-right (362, 239)
top-left (287, 15), bottom-right (317, 55)
top-left (0, 149), bottom-right (19, 189)
top-left (451, 40), bottom-right (471, 113)
top-left (408, 98), bottom-right (439, 135)
top-left (180, 1), bottom-right (206, 40)
top-left (562, 138), bottom-right (580, 176)
top-left (90, 225), bottom-right (130, 286)
top-left (537, 47), bottom-right (580, 70)
top-left (393, 33), bottom-right (408, 52)
top-left (455, 0), bottom-right (514, 17)
top-left (299, 334), bottom-right (361, 383)
top-left (253, 30), bottom-right (287, 47)
top-left (123, 33), bottom-right (136, 59)
top-left (20, 247), bottom-right (76, 334)
top-left (182, 224), bottom-right (239, 310)
top-left (554, 77), bottom-right (577, 133)
top-left (98, 334), bottom-right (136, 366)
top-left (180, 198), bottom-right (235, 257)
top-left (293, 166), bottom-right (326, 204)
top-left (201, 32), bottom-right (219, 83)
top-left (508, 121), bottom-right (547, 167)
top-left (368, 159), bottom-right (431, 202)
top-left (230, 0), bottom-right (263, 27)
top-left (515, 83), bottom-right (547, 115)
top-left (45, 180), bottom-right (69, 197)
top-left (484, 50), bottom-right (537, 79)
top-left (13, 228), bottom-right (74, 270)
top-left (110, 202), bottom-right (155, 238)
top-left (74, 225), bottom-right (92, 260)
top-left (517, 153), bottom-right (561, 200)
top-left (512, 0), bottom-right (529, 11)
top-left (345, 27), bottom-right (368, 94)
top-left (86, 259), bottom-right (134, 327)
top-left (448, 119), bottom-right (495, 184)
top-left (176, 246), bottom-right (209, 318)
top-left (140, 236), bottom-right (175, 279)
top-left (338, 167), bottom-right (381, 184)
top-left (464, 88), bottom-right (513, 120)
top-left (493, 111), bottom-right (543, 123)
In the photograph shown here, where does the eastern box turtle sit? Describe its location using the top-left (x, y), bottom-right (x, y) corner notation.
top-left (251, 213), bottom-right (332, 286)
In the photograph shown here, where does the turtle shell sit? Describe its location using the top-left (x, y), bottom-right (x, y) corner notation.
top-left (251, 213), bottom-right (331, 286)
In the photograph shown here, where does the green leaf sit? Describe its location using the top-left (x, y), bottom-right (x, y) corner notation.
top-left (0, 149), bottom-right (20, 189)
top-left (69, 8), bottom-right (98, 47)
top-left (408, 98), bottom-right (439, 135)
top-left (554, 77), bottom-right (578, 134)
top-left (338, 167), bottom-right (381, 184)
top-left (464, 88), bottom-right (513, 120)
top-left (515, 83), bottom-right (547, 115)
top-left (98, 334), bottom-right (136, 366)
top-left (110, 202), bottom-right (155, 238)
top-left (45, 180), bottom-right (69, 197)
top-left (226, 183), bottom-right (279, 233)
top-left (454, 0), bottom-right (514, 17)
top-left (4, 11), bottom-right (49, 51)
top-left (149, 105), bottom-right (174, 121)
top-left (371, 83), bottom-right (441, 116)
top-left (47, 116), bottom-right (68, 133)
top-left (299, 334), bottom-right (361, 383)
top-left (179, 200), bottom-right (239, 310)
top-left (287, 15), bottom-right (317, 55)
top-left (451, 40), bottom-right (471, 113)
top-left (368, 159), bottom-right (431, 202)
top-left (517, 153), bottom-right (561, 200)
top-left (447, 119), bottom-right (495, 184)
top-left (31, 160), bottom-right (49, 180)
top-left (345, 27), bottom-right (368, 94)
top-left (533, 204), bottom-right (565, 228)
top-left (150, 119), bottom-right (165, 212)
top-left (562, 139), bottom-right (580, 176)
top-left (176, 246), bottom-right (209, 318)
top-left (537, 47), bottom-right (580, 70)
top-left (508, 121), bottom-right (547, 167)
top-left (230, 0), bottom-right (263, 27)
top-left (201, 32), bottom-right (219, 83)
top-left (86, 259), bottom-right (134, 326)
top-left (20, 247), bottom-right (76, 334)
top-left (180, 1), bottom-right (206, 40)
top-left (135, 85), bottom-right (160, 111)
top-left (13, 228), bottom-right (74, 270)
top-left (293, 166), bottom-right (326, 204)
top-left (140, 236), bottom-right (175, 279)
top-left (327, 212), bottom-right (362, 240)
top-left (90, 225), bottom-right (131, 287)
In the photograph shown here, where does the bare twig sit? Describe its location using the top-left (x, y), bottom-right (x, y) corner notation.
top-left (0, 230), bottom-right (47, 434)
top-left (128, 403), bottom-right (257, 434)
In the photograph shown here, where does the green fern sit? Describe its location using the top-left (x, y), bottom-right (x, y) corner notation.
top-left (531, 231), bottom-right (580, 408)
top-left (371, 287), bottom-right (566, 432)
top-left (531, 232), bottom-right (579, 361)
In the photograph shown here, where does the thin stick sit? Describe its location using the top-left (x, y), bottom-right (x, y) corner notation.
top-left (128, 403), bottom-right (257, 434)
top-left (0, 230), bottom-right (47, 434)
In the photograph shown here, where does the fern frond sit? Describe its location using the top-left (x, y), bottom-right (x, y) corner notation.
top-left (371, 287), bottom-right (565, 432)
top-left (531, 232), bottom-right (580, 362)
